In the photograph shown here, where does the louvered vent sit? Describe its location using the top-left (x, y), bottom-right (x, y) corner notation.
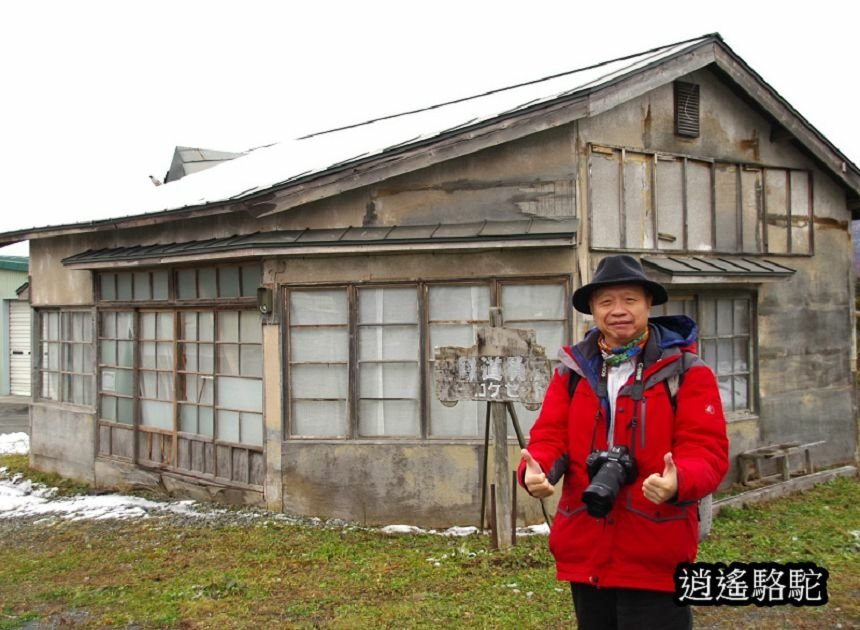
top-left (674, 82), bottom-right (700, 138)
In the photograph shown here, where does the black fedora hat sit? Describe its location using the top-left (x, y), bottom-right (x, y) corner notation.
top-left (572, 254), bottom-right (668, 314)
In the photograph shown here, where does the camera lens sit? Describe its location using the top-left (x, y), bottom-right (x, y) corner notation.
top-left (582, 460), bottom-right (625, 517)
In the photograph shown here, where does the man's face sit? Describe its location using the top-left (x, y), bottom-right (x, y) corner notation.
top-left (590, 284), bottom-right (652, 348)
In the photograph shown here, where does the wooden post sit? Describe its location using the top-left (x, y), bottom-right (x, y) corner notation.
top-left (489, 308), bottom-right (513, 549)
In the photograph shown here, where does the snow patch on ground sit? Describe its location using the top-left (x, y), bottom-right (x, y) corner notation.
top-left (0, 432), bottom-right (29, 455)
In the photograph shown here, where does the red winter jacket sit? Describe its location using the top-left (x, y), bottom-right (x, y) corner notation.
top-left (518, 316), bottom-right (729, 592)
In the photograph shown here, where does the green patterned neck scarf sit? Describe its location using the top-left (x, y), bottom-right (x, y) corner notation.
top-left (599, 329), bottom-right (649, 367)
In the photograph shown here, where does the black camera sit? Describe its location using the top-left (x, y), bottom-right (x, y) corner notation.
top-left (582, 445), bottom-right (638, 518)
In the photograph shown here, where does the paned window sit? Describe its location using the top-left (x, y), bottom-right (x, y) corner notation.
top-left (177, 264), bottom-right (260, 300)
top-left (289, 289), bottom-right (350, 437)
top-left (589, 144), bottom-right (812, 255)
top-left (99, 311), bottom-right (135, 424)
top-left (100, 271), bottom-right (169, 301)
top-left (653, 293), bottom-right (754, 416)
top-left (288, 279), bottom-right (569, 439)
top-left (38, 310), bottom-right (94, 406)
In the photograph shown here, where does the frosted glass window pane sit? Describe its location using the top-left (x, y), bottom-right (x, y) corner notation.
top-left (219, 312), bottom-right (239, 343)
top-left (700, 339), bottom-right (716, 369)
top-left (114, 368), bottom-right (134, 396)
top-left (199, 312), bottom-right (214, 341)
top-left (199, 343), bottom-right (214, 373)
top-left (733, 375), bottom-right (748, 411)
top-left (359, 326), bottom-right (418, 361)
top-left (199, 268), bottom-right (217, 299)
top-left (117, 397), bottom-right (135, 424)
top-left (153, 271), bottom-right (169, 300)
top-left (716, 339), bottom-right (732, 375)
top-left (133, 272), bottom-right (151, 301)
top-left (291, 400), bottom-right (347, 437)
top-left (430, 397), bottom-right (484, 437)
top-left (240, 345), bottom-right (263, 378)
top-left (217, 376), bottom-right (262, 412)
top-left (359, 400), bottom-right (420, 436)
top-left (101, 396), bottom-right (117, 421)
top-left (429, 285), bottom-right (490, 322)
top-left (717, 376), bottom-right (732, 411)
top-left (182, 343), bottom-right (198, 371)
top-left (157, 312), bottom-right (173, 339)
top-left (101, 340), bottom-right (117, 366)
top-left (117, 313), bottom-right (134, 340)
top-left (291, 365), bottom-right (348, 398)
top-left (240, 413), bottom-right (263, 446)
top-left (590, 150), bottom-right (621, 248)
top-left (44, 343), bottom-right (59, 370)
top-left (182, 312), bottom-right (198, 341)
top-left (158, 372), bottom-right (174, 400)
top-left (430, 324), bottom-right (478, 350)
top-left (291, 328), bottom-right (349, 362)
top-left (714, 164), bottom-right (739, 251)
top-left (506, 321), bottom-right (564, 354)
top-left (700, 299), bottom-right (717, 336)
top-left (118, 341), bottom-right (134, 368)
top-left (217, 410), bottom-right (240, 443)
top-left (290, 290), bottom-right (347, 325)
top-left (716, 299), bottom-right (733, 336)
top-left (240, 311), bottom-right (261, 343)
top-left (733, 338), bottom-right (749, 372)
top-left (360, 363), bottom-right (419, 399)
top-left (141, 342), bottom-right (156, 369)
top-left (241, 265), bottom-right (260, 297)
top-left (219, 267), bottom-right (240, 298)
top-left (42, 373), bottom-right (58, 399)
top-left (101, 312), bottom-right (116, 339)
top-left (101, 274), bottom-right (116, 300)
top-left (180, 405), bottom-right (197, 433)
top-left (117, 273), bottom-right (132, 301)
top-left (157, 342), bottom-right (173, 370)
top-left (141, 400), bottom-right (173, 430)
top-left (140, 372), bottom-right (157, 398)
top-left (43, 312), bottom-right (59, 340)
top-left (218, 344), bottom-right (240, 375)
top-left (501, 284), bottom-right (565, 320)
top-left (199, 407), bottom-right (214, 436)
top-left (359, 287), bottom-right (418, 324)
top-left (656, 158), bottom-right (684, 250)
top-left (734, 300), bottom-right (749, 334)
top-left (178, 269), bottom-right (196, 299)
top-left (141, 313), bottom-right (156, 339)
top-left (687, 161), bottom-right (713, 251)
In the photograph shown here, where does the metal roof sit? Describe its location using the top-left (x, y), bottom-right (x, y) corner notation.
top-left (61, 218), bottom-right (578, 267)
top-left (642, 255), bottom-right (796, 280)
top-left (0, 256), bottom-right (28, 272)
top-left (3, 32), bottom-right (859, 247)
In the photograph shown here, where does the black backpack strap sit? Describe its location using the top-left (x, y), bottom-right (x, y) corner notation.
top-left (567, 369), bottom-right (582, 398)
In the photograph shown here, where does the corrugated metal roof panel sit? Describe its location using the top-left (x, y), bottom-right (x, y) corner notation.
top-left (61, 219), bottom-right (577, 266)
top-left (642, 255), bottom-right (795, 278)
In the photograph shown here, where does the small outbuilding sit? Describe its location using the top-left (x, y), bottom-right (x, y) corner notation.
top-left (1, 34), bottom-right (857, 526)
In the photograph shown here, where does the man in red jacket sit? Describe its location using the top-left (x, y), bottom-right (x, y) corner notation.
top-left (519, 254), bottom-right (729, 630)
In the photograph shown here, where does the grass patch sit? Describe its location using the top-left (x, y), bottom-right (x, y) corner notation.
top-left (0, 454), bottom-right (857, 628)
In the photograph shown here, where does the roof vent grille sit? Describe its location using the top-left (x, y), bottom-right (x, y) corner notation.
top-left (674, 81), bottom-right (700, 138)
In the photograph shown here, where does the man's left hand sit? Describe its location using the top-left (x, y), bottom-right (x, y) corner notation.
top-left (642, 452), bottom-right (678, 504)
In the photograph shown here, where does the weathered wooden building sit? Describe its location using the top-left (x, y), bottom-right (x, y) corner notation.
top-left (1, 35), bottom-right (857, 526)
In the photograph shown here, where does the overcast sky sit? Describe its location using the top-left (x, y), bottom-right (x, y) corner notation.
top-left (1, 1), bottom-right (856, 257)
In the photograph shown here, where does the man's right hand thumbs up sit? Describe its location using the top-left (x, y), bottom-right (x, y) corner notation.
top-left (522, 449), bottom-right (554, 498)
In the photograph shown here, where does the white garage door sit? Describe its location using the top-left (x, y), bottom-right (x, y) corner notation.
top-left (9, 300), bottom-right (31, 396)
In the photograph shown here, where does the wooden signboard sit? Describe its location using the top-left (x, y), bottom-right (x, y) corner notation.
top-left (433, 309), bottom-right (552, 549)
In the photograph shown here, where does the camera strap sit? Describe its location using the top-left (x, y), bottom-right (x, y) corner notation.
top-left (591, 359), bottom-right (644, 453)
